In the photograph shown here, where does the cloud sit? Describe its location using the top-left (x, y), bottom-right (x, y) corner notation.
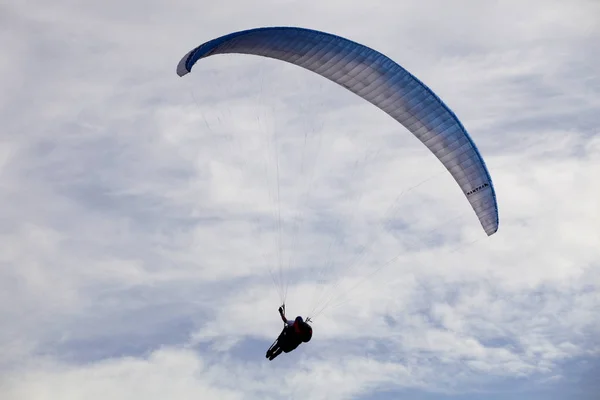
top-left (1, 0), bottom-right (599, 399)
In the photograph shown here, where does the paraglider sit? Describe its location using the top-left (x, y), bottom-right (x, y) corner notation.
top-left (175, 26), bottom-right (500, 359)
top-left (266, 305), bottom-right (312, 361)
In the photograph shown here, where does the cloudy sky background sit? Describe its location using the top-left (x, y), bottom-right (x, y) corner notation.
top-left (2, 0), bottom-right (599, 399)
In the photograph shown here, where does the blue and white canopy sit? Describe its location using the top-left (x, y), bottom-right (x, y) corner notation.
top-left (177, 27), bottom-right (499, 236)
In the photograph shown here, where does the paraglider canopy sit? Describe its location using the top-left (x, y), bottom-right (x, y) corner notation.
top-left (176, 26), bottom-right (499, 236)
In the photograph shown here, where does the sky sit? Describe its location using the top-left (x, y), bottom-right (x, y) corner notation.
top-left (1, 0), bottom-right (599, 399)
